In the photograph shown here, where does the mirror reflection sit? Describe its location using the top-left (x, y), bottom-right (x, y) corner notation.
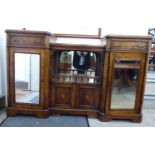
top-left (53, 51), bottom-right (101, 84)
top-left (111, 59), bottom-right (140, 109)
top-left (15, 53), bottom-right (40, 104)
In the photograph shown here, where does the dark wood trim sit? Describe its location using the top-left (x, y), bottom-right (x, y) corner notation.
top-left (53, 28), bottom-right (102, 39)
top-left (5, 29), bottom-right (51, 36)
top-left (99, 113), bottom-right (142, 123)
top-left (100, 52), bottom-right (109, 112)
top-left (6, 28), bottom-right (102, 39)
top-left (54, 34), bottom-right (100, 39)
top-left (105, 35), bottom-right (152, 40)
top-left (50, 108), bottom-right (98, 118)
top-left (50, 43), bottom-right (105, 52)
top-left (7, 107), bottom-right (49, 118)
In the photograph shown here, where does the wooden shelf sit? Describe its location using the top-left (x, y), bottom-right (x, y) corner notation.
top-left (50, 74), bottom-right (100, 84)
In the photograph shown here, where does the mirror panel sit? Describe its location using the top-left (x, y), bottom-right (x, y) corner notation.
top-left (52, 51), bottom-right (101, 84)
top-left (15, 53), bottom-right (40, 104)
top-left (111, 59), bottom-right (140, 110)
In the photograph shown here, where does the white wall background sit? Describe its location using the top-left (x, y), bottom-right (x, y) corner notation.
top-left (0, 0), bottom-right (155, 99)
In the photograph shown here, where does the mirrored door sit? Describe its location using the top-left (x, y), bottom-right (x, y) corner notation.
top-left (111, 59), bottom-right (140, 109)
top-left (106, 53), bottom-right (146, 113)
top-left (14, 53), bottom-right (40, 104)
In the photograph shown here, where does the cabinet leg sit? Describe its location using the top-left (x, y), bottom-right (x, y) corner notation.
top-left (36, 111), bottom-right (49, 118)
top-left (7, 108), bottom-right (17, 117)
top-left (132, 117), bottom-right (142, 123)
top-left (99, 113), bottom-right (112, 122)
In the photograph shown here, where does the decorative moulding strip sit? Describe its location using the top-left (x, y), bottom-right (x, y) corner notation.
top-left (53, 28), bottom-right (102, 39)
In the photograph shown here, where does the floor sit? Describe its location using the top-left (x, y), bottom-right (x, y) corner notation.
top-left (16, 90), bottom-right (39, 104)
top-left (88, 109), bottom-right (155, 127)
top-left (0, 108), bottom-right (6, 125)
top-left (0, 115), bottom-right (88, 127)
top-left (0, 99), bottom-right (155, 127)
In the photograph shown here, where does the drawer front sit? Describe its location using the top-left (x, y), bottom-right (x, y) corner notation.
top-left (8, 35), bottom-right (46, 47)
top-left (111, 41), bottom-right (148, 51)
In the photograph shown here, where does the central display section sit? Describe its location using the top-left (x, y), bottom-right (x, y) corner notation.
top-left (51, 50), bottom-right (102, 84)
top-left (49, 47), bottom-right (104, 113)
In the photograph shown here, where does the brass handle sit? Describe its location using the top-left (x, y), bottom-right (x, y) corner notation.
top-left (137, 44), bottom-right (145, 48)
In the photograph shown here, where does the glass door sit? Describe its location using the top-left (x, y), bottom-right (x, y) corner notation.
top-left (15, 53), bottom-right (40, 104)
top-left (9, 48), bottom-right (49, 109)
top-left (106, 52), bottom-right (146, 114)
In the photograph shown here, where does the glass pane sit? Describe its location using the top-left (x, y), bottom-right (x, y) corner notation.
top-left (111, 59), bottom-right (140, 109)
top-left (52, 51), bottom-right (101, 84)
top-left (15, 53), bottom-right (40, 104)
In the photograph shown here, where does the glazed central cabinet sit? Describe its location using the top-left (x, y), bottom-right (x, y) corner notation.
top-left (6, 30), bottom-right (152, 122)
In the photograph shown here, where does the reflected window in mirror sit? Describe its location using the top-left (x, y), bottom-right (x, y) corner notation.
top-left (111, 59), bottom-right (140, 110)
top-left (15, 53), bottom-right (40, 104)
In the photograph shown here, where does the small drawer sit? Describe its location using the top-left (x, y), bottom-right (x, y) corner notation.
top-left (111, 41), bottom-right (148, 51)
top-left (8, 36), bottom-right (46, 47)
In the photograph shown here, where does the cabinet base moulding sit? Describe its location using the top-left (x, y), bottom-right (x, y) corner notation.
top-left (50, 108), bottom-right (98, 118)
top-left (99, 113), bottom-right (142, 123)
top-left (6, 108), bottom-right (142, 123)
top-left (7, 107), bottom-right (49, 118)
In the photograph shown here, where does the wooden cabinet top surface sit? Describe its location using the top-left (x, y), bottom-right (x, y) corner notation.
top-left (105, 35), bottom-right (152, 40)
top-left (5, 29), bottom-right (51, 36)
top-left (5, 29), bottom-right (152, 51)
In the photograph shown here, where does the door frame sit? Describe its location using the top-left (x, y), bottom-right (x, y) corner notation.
top-left (105, 52), bottom-right (146, 114)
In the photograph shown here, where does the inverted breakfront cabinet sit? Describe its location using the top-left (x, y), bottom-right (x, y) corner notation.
top-left (6, 30), bottom-right (152, 122)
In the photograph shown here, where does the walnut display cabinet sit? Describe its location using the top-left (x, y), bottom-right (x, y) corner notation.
top-left (6, 30), bottom-right (152, 122)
